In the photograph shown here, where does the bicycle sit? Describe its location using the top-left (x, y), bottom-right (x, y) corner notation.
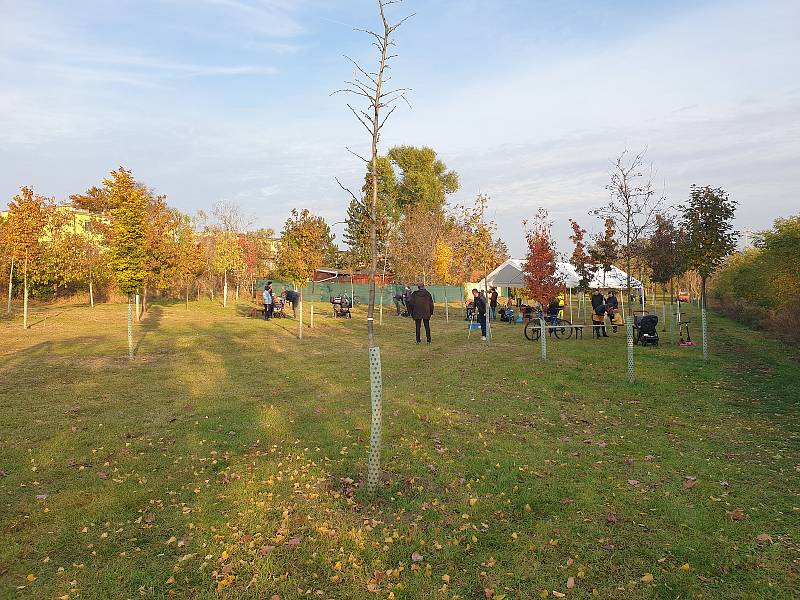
top-left (523, 309), bottom-right (573, 340)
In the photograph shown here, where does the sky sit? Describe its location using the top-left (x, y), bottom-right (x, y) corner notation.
top-left (1, 0), bottom-right (798, 256)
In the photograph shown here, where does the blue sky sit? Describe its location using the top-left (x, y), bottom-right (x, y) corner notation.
top-left (1, 0), bottom-right (798, 255)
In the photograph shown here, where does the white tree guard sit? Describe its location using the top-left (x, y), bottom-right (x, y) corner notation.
top-left (626, 321), bottom-right (634, 384)
top-left (539, 318), bottom-right (547, 360)
top-left (367, 346), bottom-right (383, 493)
top-left (701, 307), bottom-right (708, 361)
top-left (127, 298), bottom-right (134, 359)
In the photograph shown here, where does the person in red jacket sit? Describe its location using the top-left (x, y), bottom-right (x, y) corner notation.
top-left (410, 284), bottom-right (434, 344)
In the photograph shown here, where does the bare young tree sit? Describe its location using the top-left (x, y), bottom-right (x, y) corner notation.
top-left (594, 149), bottom-right (662, 311)
top-left (335, 0), bottom-right (411, 494)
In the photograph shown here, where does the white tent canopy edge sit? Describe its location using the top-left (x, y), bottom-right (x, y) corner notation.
top-left (478, 258), bottom-right (644, 291)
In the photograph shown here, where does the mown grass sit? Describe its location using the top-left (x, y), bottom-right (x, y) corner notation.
top-left (0, 298), bottom-right (798, 599)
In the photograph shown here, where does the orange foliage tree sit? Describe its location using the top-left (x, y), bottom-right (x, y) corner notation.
top-left (522, 208), bottom-right (563, 305)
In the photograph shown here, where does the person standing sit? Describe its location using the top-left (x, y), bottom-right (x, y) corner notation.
top-left (262, 284), bottom-right (273, 320)
top-left (392, 291), bottom-right (404, 316)
top-left (605, 290), bottom-right (619, 333)
top-left (410, 284), bottom-right (434, 344)
top-left (472, 288), bottom-right (487, 340)
top-left (489, 287), bottom-right (499, 320)
top-left (590, 289), bottom-right (608, 338)
top-left (283, 289), bottom-right (300, 318)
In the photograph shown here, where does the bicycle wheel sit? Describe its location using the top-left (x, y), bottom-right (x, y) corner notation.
top-left (553, 318), bottom-right (573, 340)
top-left (524, 320), bottom-right (541, 341)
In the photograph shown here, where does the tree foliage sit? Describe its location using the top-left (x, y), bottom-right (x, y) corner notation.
top-left (645, 213), bottom-right (685, 287)
top-left (276, 209), bottom-right (336, 286)
top-left (681, 185), bottom-right (738, 290)
top-left (106, 168), bottom-right (149, 296)
top-left (523, 208), bottom-right (563, 304)
top-left (568, 219), bottom-right (594, 291)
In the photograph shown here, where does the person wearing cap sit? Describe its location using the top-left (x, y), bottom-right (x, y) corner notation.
top-left (410, 283), bottom-right (434, 344)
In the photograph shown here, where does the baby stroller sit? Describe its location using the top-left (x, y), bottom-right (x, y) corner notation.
top-left (634, 314), bottom-right (659, 346)
top-left (499, 306), bottom-right (515, 322)
top-left (465, 301), bottom-right (476, 321)
top-left (330, 295), bottom-right (352, 319)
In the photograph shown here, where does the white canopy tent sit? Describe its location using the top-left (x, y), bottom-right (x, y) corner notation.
top-left (478, 258), bottom-right (643, 291)
top-left (477, 259), bottom-right (645, 322)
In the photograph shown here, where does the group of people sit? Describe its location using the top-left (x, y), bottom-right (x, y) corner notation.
top-left (260, 282), bottom-right (300, 320)
top-left (590, 289), bottom-right (621, 338)
top-left (392, 284), bottom-right (435, 344)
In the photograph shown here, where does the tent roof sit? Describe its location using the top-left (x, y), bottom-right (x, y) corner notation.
top-left (479, 258), bottom-right (643, 290)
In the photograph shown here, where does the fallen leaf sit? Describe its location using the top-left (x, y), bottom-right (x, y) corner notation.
top-left (97, 471), bottom-right (109, 480)
top-left (726, 509), bottom-right (746, 521)
top-left (143, 513), bottom-right (156, 524)
top-left (260, 545), bottom-right (275, 555)
top-left (411, 552), bottom-right (423, 562)
top-left (484, 588), bottom-right (495, 599)
top-left (26, 574), bottom-right (36, 582)
top-left (627, 479), bottom-right (640, 486)
top-left (641, 573), bottom-right (654, 583)
top-left (566, 576), bottom-right (575, 589)
top-left (469, 498), bottom-right (478, 506)
top-left (680, 563), bottom-right (690, 572)
top-left (553, 592), bottom-right (566, 598)
top-left (286, 536), bottom-right (303, 547)
top-left (165, 576), bottom-right (175, 584)
top-left (756, 533), bottom-right (773, 543)
top-left (682, 476), bottom-right (698, 490)
top-left (607, 512), bottom-right (618, 524)
top-left (442, 574), bottom-right (450, 584)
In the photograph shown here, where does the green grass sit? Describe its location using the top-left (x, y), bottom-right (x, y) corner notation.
top-left (1, 299), bottom-right (798, 599)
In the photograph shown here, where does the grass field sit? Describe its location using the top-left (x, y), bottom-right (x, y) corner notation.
top-left (1, 298), bottom-right (798, 599)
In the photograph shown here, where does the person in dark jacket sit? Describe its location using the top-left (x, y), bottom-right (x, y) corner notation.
top-left (590, 289), bottom-right (608, 338)
top-left (605, 290), bottom-right (619, 332)
top-left (282, 289), bottom-right (300, 318)
top-left (410, 284), bottom-right (434, 344)
top-left (392, 291), bottom-right (405, 315)
top-left (489, 287), bottom-right (499, 320)
top-left (472, 288), bottom-right (487, 340)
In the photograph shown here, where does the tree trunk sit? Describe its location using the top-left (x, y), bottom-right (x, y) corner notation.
top-left (23, 252), bottom-right (28, 330)
top-left (127, 295), bottom-right (134, 359)
top-left (223, 270), bottom-right (228, 307)
top-left (135, 292), bottom-right (140, 322)
top-left (235, 284), bottom-right (239, 301)
top-left (142, 285), bottom-right (147, 316)
top-left (7, 256), bottom-right (14, 315)
top-left (186, 282), bottom-right (190, 310)
top-left (89, 279), bottom-right (94, 308)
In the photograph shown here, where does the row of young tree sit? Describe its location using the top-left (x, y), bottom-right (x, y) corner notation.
top-left (521, 149), bottom-right (738, 360)
top-left (0, 168), bottom-right (345, 337)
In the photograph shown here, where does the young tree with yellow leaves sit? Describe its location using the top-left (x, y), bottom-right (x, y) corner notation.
top-left (5, 187), bottom-right (51, 328)
top-left (277, 208), bottom-right (336, 339)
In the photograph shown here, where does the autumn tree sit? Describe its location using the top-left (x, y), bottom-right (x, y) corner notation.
top-left (522, 207), bottom-right (563, 305)
top-left (174, 214), bottom-right (205, 308)
top-left (277, 208), bottom-right (336, 337)
top-left (106, 167), bottom-right (148, 359)
top-left (568, 219), bottom-right (595, 292)
top-left (212, 201), bottom-right (248, 308)
top-left (5, 187), bottom-right (51, 328)
top-left (589, 217), bottom-right (619, 287)
top-left (645, 213), bottom-right (686, 306)
top-left (594, 149), bottom-right (662, 307)
top-left (681, 185), bottom-right (738, 360)
top-left (389, 205), bottom-right (448, 284)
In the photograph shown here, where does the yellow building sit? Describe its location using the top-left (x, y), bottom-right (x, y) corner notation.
top-left (1, 205), bottom-right (109, 242)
